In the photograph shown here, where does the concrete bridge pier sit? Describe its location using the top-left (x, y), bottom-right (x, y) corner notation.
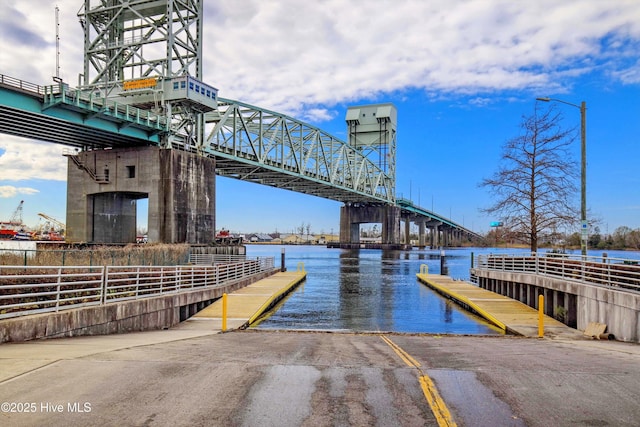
top-left (427, 221), bottom-right (441, 248)
top-left (441, 226), bottom-right (451, 247)
top-left (404, 217), bottom-right (411, 245)
top-left (66, 146), bottom-right (215, 244)
top-left (338, 203), bottom-right (406, 249)
top-left (417, 220), bottom-right (426, 248)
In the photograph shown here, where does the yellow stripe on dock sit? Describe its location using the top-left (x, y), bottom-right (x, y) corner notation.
top-left (416, 273), bottom-right (583, 339)
top-left (193, 271), bottom-right (306, 330)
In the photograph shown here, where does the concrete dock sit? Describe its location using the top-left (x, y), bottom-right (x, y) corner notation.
top-left (185, 269), bottom-right (307, 331)
top-left (417, 272), bottom-right (585, 339)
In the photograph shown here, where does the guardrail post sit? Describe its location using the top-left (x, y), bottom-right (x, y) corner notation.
top-left (222, 293), bottom-right (228, 332)
top-left (135, 267), bottom-right (141, 298)
top-left (101, 266), bottom-right (107, 305)
top-left (56, 267), bottom-right (62, 312)
top-left (604, 253), bottom-right (611, 286)
top-left (538, 294), bottom-right (544, 338)
top-left (281, 248), bottom-right (286, 272)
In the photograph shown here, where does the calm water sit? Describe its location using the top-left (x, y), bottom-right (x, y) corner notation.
top-left (245, 245), bottom-right (640, 334)
top-left (245, 245), bottom-right (499, 334)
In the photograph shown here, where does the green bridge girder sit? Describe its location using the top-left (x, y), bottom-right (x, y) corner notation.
top-left (0, 73), bottom-right (480, 239)
top-left (396, 198), bottom-right (483, 240)
top-left (203, 98), bottom-right (395, 204)
top-left (0, 74), bottom-right (394, 204)
top-left (0, 75), bottom-right (165, 148)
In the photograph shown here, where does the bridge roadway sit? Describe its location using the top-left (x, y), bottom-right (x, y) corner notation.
top-left (1, 276), bottom-right (639, 425)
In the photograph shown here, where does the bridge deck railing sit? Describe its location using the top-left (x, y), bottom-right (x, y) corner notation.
top-left (42, 84), bottom-right (169, 132)
top-left (0, 257), bottom-right (275, 320)
top-left (0, 74), bottom-right (44, 95)
top-left (1, 73), bottom-right (168, 132)
top-left (473, 253), bottom-right (640, 293)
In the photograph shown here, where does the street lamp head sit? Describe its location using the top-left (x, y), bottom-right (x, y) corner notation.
top-left (536, 97), bottom-right (551, 102)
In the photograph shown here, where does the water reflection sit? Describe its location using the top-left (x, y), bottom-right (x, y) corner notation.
top-left (248, 245), bottom-right (640, 333)
top-left (248, 246), bottom-right (505, 335)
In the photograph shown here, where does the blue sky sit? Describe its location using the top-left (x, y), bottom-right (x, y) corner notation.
top-left (1, 1), bottom-right (640, 236)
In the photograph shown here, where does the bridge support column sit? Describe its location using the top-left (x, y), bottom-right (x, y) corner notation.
top-left (427, 221), bottom-right (441, 248)
top-left (417, 220), bottom-right (426, 248)
top-left (66, 146), bottom-right (215, 244)
top-left (443, 227), bottom-right (450, 247)
top-left (339, 203), bottom-right (402, 248)
top-left (404, 219), bottom-right (411, 245)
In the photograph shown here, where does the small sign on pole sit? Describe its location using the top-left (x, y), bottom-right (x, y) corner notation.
top-left (490, 221), bottom-right (503, 227)
top-left (581, 220), bottom-right (589, 238)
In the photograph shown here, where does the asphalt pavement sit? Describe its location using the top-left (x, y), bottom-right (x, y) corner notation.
top-left (1, 326), bottom-right (638, 427)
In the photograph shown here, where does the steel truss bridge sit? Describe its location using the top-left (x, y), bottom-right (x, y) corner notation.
top-left (0, 74), bottom-right (392, 203)
top-left (0, 73), bottom-right (480, 240)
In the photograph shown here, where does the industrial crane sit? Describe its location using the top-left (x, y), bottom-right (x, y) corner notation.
top-left (0, 200), bottom-right (25, 239)
top-left (9, 200), bottom-right (24, 224)
top-left (36, 212), bottom-right (65, 241)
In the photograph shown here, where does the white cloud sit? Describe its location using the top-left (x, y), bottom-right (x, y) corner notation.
top-left (0, 186), bottom-right (40, 198)
top-left (3, 0), bottom-right (639, 113)
top-left (612, 60), bottom-right (640, 84)
top-left (203, 0), bottom-right (640, 114)
top-left (0, 186), bottom-right (18, 198)
top-left (0, 135), bottom-right (67, 181)
top-left (1, 0), bottom-right (640, 182)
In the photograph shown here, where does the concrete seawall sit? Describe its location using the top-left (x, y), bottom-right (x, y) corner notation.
top-left (0, 269), bottom-right (278, 343)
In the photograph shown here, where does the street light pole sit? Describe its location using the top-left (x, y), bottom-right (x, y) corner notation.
top-left (536, 97), bottom-right (587, 257)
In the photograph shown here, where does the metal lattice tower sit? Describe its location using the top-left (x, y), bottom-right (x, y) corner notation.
top-left (346, 104), bottom-right (397, 199)
top-left (78, 0), bottom-right (202, 85)
top-left (77, 0), bottom-right (210, 148)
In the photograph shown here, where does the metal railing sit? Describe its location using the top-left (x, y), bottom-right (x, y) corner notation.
top-left (0, 247), bottom-right (190, 267)
top-left (0, 73), bottom-right (44, 96)
top-left (0, 73), bottom-right (167, 132)
top-left (0, 257), bottom-right (275, 319)
top-left (473, 253), bottom-right (640, 293)
top-left (42, 84), bottom-right (168, 132)
top-left (188, 253), bottom-right (266, 265)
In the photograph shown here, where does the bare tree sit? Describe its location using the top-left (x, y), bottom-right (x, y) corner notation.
top-left (480, 105), bottom-right (579, 252)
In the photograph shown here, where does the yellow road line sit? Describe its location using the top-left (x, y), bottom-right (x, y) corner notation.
top-left (419, 375), bottom-right (457, 427)
top-left (381, 335), bottom-right (457, 427)
top-left (380, 335), bottom-right (421, 368)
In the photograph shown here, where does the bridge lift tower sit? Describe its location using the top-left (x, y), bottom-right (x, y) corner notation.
top-left (77, 0), bottom-right (216, 149)
top-left (340, 104), bottom-right (401, 246)
top-left (67, 0), bottom-right (217, 244)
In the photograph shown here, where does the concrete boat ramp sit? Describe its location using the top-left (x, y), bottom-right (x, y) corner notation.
top-left (417, 272), bottom-right (586, 339)
top-left (178, 270), bottom-right (307, 332)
